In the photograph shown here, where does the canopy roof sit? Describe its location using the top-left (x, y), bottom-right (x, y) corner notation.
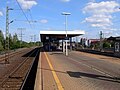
top-left (40, 30), bottom-right (85, 42)
top-left (107, 36), bottom-right (120, 41)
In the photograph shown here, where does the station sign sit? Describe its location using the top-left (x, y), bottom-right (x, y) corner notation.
top-left (65, 37), bottom-right (69, 40)
top-left (46, 37), bottom-right (49, 40)
top-left (115, 42), bottom-right (120, 52)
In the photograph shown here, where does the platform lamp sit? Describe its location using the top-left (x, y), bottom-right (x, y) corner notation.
top-left (61, 12), bottom-right (71, 56)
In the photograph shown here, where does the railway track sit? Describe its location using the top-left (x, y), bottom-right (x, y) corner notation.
top-left (0, 47), bottom-right (39, 90)
top-left (0, 48), bottom-right (30, 63)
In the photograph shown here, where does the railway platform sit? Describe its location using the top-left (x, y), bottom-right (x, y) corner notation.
top-left (34, 50), bottom-right (120, 90)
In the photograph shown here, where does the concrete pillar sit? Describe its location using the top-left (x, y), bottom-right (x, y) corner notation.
top-left (49, 39), bottom-right (50, 51)
top-left (63, 41), bottom-right (65, 53)
top-left (70, 37), bottom-right (72, 51)
top-left (62, 40), bottom-right (63, 51)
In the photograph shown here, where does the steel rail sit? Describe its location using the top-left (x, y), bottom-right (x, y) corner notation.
top-left (0, 48), bottom-right (28, 62)
top-left (0, 48), bottom-right (38, 89)
top-left (20, 48), bottom-right (40, 90)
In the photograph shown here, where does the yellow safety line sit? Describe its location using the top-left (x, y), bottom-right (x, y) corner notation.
top-left (44, 52), bottom-right (64, 90)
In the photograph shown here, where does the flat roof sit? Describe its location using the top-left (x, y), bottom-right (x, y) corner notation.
top-left (107, 36), bottom-right (120, 41)
top-left (40, 30), bottom-right (85, 35)
top-left (40, 30), bottom-right (85, 42)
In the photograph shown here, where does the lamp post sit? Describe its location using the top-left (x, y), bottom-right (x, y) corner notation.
top-left (62, 12), bottom-right (71, 56)
top-left (100, 31), bottom-right (103, 52)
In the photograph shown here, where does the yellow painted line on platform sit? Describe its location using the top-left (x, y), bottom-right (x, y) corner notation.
top-left (44, 52), bottom-right (64, 90)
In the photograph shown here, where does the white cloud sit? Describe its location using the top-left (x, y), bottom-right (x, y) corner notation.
top-left (114, 32), bottom-right (119, 36)
top-left (83, 1), bottom-right (120, 29)
top-left (61, 0), bottom-right (70, 2)
top-left (85, 15), bottom-right (112, 24)
top-left (83, 1), bottom-right (120, 14)
top-left (40, 19), bottom-right (48, 24)
top-left (91, 23), bottom-right (110, 28)
top-left (102, 27), bottom-right (118, 31)
top-left (17, 0), bottom-right (37, 10)
top-left (0, 11), bottom-right (3, 16)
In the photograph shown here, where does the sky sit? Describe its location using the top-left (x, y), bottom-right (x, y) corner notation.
top-left (0, 0), bottom-right (120, 42)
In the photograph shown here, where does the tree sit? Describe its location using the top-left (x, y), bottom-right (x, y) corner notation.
top-left (13, 33), bottom-right (18, 43)
top-left (0, 41), bottom-right (4, 51)
top-left (0, 30), bottom-right (4, 51)
top-left (103, 42), bottom-right (111, 48)
top-left (9, 34), bottom-right (13, 49)
top-left (10, 33), bottom-right (20, 49)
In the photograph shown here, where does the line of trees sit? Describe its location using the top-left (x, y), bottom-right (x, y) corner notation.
top-left (0, 30), bottom-right (4, 51)
top-left (0, 30), bottom-right (40, 52)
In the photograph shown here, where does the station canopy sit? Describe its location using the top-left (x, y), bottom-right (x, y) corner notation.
top-left (40, 30), bottom-right (85, 42)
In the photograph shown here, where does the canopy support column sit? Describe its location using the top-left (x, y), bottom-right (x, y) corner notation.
top-left (70, 37), bottom-right (72, 51)
top-left (63, 41), bottom-right (65, 53)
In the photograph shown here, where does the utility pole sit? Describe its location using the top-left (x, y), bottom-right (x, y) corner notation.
top-left (5, 6), bottom-right (13, 64)
top-left (30, 35), bottom-right (34, 46)
top-left (18, 28), bottom-right (25, 48)
top-left (30, 35), bottom-right (33, 42)
top-left (34, 35), bottom-right (36, 46)
top-left (30, 35), bottom-right (33, 45)
top-left (100, 31), bottom-right (103, 51)
top-left (5, 6), bottom-right (9, 64)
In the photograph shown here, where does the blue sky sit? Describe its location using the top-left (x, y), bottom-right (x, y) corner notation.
top-left (0, 0), bottom-right (120, 42)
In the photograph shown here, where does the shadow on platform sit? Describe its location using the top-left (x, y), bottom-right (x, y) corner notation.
top-left (41, 68), bottom-right (120, 83)
top-left (67, 71), bottom-right (120, 83)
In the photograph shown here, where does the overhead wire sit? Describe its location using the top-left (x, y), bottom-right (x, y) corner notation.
top-left (28, 9), bottom-right (36, 29)
top-left (15, 0), bottom-right (39, 42)
top-left (15, 0), bottom-right (33, 29)
top-left (26, 0), bottom-right (38, 41)
top-left (24, 0), bottom-right (37, 29)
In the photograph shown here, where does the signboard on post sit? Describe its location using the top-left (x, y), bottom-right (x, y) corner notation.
top-left (46, 37), bottom-right (49, 40)
top-left (115, 42), bottom-right (120, 52)
top-left (65, 37), bottom-right (69, 40)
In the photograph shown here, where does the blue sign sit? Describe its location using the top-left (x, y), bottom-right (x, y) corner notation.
top-left (65, 37), bottom-right (69, 40)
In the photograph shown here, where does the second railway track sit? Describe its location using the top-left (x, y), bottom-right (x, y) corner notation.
top-left (0, 48), bottom-right (34, 63)
top-left (0, 47), bottom-right (40, 90)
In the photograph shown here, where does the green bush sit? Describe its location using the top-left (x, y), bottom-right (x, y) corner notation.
top-left (103, 42), bottom-right (111, 48)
